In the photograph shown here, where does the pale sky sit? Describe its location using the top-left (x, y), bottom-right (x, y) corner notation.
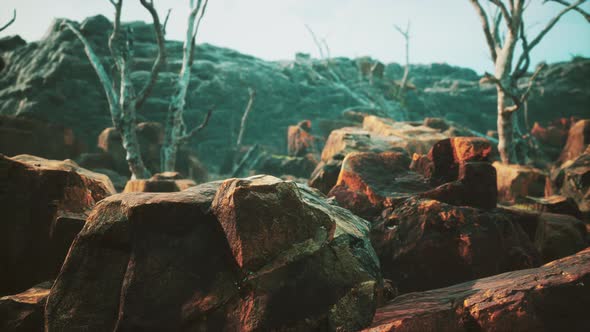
top-left (1, 0), bottom-right (589, 73)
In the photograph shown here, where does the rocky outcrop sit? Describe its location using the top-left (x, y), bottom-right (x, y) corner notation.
top-left (558, 119), bottom-right (590, 164)
top-left (0, 281), bottom-right (51, 332)
top-left (46, 176), bottom-right (381, 331)
top-left (0, 154), bottom-right (114, 295)
top-left (364, 248), bottom-right (590, 332)
top-left (371, 198), bottom-right (540, 294)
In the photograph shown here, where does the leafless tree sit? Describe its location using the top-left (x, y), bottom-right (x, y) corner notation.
top-left (160, 0), bottom-right (210, 171)
top-left (64, 0), bottom-right (166, 179)
top-left (0, 9), bottom-right (16, 33)
top-left (469, 0), bottom-right (587, 164)
top-left (545, 0), bottom-right (590, 21)
top-left (393, 21), bottom-right (411, 98)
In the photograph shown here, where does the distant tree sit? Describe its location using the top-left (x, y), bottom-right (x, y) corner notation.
top-left (469, 0), bottom-right (588, 164)
top-left (0, 9), bottom-right (16, 33)
top-left (64, 0), bottom-right (166, 179)
top-left (393, 21), bottom-right (411, 99)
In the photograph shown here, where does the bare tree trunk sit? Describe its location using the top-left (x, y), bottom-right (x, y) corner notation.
top-left (496, 87), bottom-right (515, 163)
top-left (0, 9), bottom-right (16, 32)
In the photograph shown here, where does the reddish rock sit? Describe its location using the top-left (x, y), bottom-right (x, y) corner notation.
top-left (308, 158), bottom-right (343, 194)
top-left (0, 154), bottom-right (115, 295)
top-left (494, 162), bottom-right (547, 204)
top-left (0, 115), bottom-right (84, 160)
top-left (287, 120), bottom-right (316, 157)
top-left (364, 248), bottom-right (590, 332)
top-left (370, 198), bottom-right (540, 294)
top-left (328, 151), bottom-right (432, 219)
top-left (428, 137), bottom-right (492, 184)
top-left (531, 121), bottom-right (568, 148)
top-left (559, 119), bottom-right (590, 164)
top-left (321, 127), bottom-right (401, 163)
top-left (46, 178), bottom-right (382, 331)
top-left (0, 281), bottom-right (51, 332)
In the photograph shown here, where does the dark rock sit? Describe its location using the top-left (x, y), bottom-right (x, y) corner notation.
top-left (287, 120), bottom-right (317, 157)
top-left (46, 177), bottom-right (382, 331)
top-left (308, 158), bottom-right (343, 195)
top-left (0, 154), bottom-right (114, 295)
top-left (0, 35), bottom-right (26, 53)
top-left (0, 281), bottom-right (51, 332)
top-left (365, 248), bottom-right (590, 332)
top-left (253, 153), bottom-right (318, 179)
top-left (123, 172), bottom-right (196, 193)
top-left (0, 115), bottom-right (84, 160)
top-left (371, 198), bottom-right (540, 294)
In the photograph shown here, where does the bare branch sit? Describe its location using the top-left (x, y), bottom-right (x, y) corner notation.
top-left (520, 62), bottom-right (546, 103)
top-left (305, 24), bottom-right (325, 59)
top-left (491, 10), bottom-right (504, 49)
top-left (136, 0), bottom-right (167, 110)
top-left (394, 21), bottom-right (411, 97)
top-left (162, 8), bottom-right (172, 35)
top-left (469, 0), bottom-right (498, 61)
top-left (513, 19), bottom-right (530, 81)
top-left (236, 88), bottom-right (256, 148)
top-left (0, 9), bottom-right (16, 33)
top-left (321, 38), bottom-right (331, 59)
top-left (63, 21), bottom-right (119, 112)
top-left (483, 72), bottom-right (520, 109)
top-left (528, 0), bottom-right (586, 52)
top-left (179, 106), bottom-right (214, 142)
top-left (489, 0), bottom-right (513, 31)
top-left (544, 0), bottom-right (590, 22)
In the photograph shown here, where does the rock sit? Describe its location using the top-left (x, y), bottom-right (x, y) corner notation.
top-left (556, 152), bottom-right (590, 214)
top-left (428, 137), bottom-right (492, 184)
top-left (534, 212), bottom-right (587, 263)
top-left (287, 120), bottom-right (317, 157)
top-left (321, 127), bottom-right (401, 163)
top-left (88, 168), bottom-right (128, 192)
top-left (371, 198), bottom-right (540, 294)
top-left (422, 117), bottom-right (449, 131)
top-left (494, 162), bottom-right (547, 204)
top-left (362, 116), bottom-right (447, 155)
top-left (0, 35), bottom-right (26, 53)
top-left (521, 195), bottom-right (582, 219)
top-left (253, 153), bottom-right (318, 179)
top-left (0, 154), bottom-right (115, 295)
top-left (75, 152), bottom-right (116, 171)
top-left (308, 158), bottom-right (343, 195)
top-left (123, 172), bottom-right (197, 193)
top-left (559, 119), bottom-right (590, 164)
top-left (364, 248), bottom-right (590, 332)
top-left (46, 177), bottom-right (382, 331)
top-left (0, 281), bottom-right (51, 332)
top-left (329, 151), bottom-right (431, 220)
top-left (0, 115), bottom-right (84, 160)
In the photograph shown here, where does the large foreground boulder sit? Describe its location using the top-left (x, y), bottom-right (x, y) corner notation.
top-left (0, 154), bottom-right (115, 295)
top-left (365, 248), bottom-right (590, 332)
top-left (371, 198), bottom-right (540, 294)
top-left (46, 176), bottom-right (381, 331)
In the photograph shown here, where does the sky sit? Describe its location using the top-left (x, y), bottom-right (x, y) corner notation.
top-left (1, 0), bottom-right (589, 73)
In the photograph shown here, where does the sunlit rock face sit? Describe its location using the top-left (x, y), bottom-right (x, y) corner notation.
top-left (364, 247), bottom-right (590, 332)
top-left (45, 176), bottom-right (382, 331)
top-left (0, 154), bottom-right (115, 296)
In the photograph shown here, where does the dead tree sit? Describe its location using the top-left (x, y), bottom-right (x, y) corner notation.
top-left (64, 0), bottom-right (166, 179)
top-left (160, 0), bottom-right (210, 172)
top-left (393, 21), bottom-right (411, 99)
top-left (469, 0), bottom-right (587, 164)
top-left (0, 9), bottom-right (16, 33)
top-left (545, 0), bottom-right (590, 21)
top-left (235, 88), bottom-right (256, 152)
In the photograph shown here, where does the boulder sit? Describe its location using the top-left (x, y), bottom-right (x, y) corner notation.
top-left (287, 120), bottom-right (317, 157)
top-left (123, 172), bottom-right (197, 193)
top-left (46, 177), bottom-right (382, 331)
top-left (494, 162), bottom-right (547, 204)
top-left (428, 137), bottom-right (492, 184)
top-left (521, 195), bottom-right (582, 219)
top-left (362, 116), bottom-right (447, 155)
top-left (0, 154), bottom-right (115, 295)
top-left (371, 198), bottom-right (540, 294)
top-left (328, 151), bottom-right (431, 219)
top-left (253, 153), bottom-right (318, 179)
top-left (558, 119), bottom-right (590, 164)
top-left (364, 248), bottom-right (590, 332)
top-left (321, 127), bottom-right (401, 163)
top-left (0, 115), bottom-right (84, 160)
top-left (551, 152), bottom-right (590, 214)
top-left (308, 158), bottom-right (343, 194)
top-left (0, 281), bottom-right (51, 332)
top-left (534, 212), bottom-right (587, 263)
